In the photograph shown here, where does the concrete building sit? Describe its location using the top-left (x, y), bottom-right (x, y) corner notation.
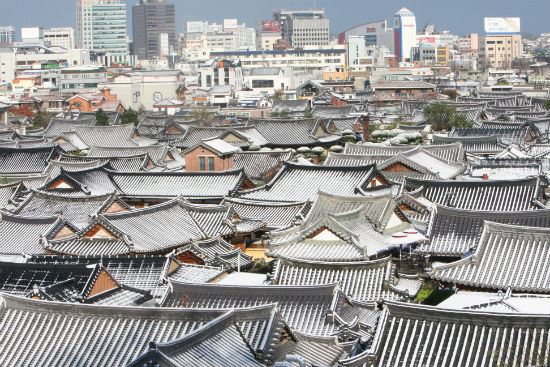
top-left (273, 9), bottom-right (330, 48)
top-left (100, 69), bottom-right (185, 110)
top-left (479, 17), bottom-right (522, 69)
top-left (132, 0), bottom-right (176, 60)
top-left (60, 65), bottom-right (108, 94)
top-left (417, 44), bottom-right (450, 65)
top-left (182, 19), bottom-right (256, 59)
top-left (243, 67), bottom-right (290, 94)
top-left (21, 28), bottom-right (44, 43)
top-left (210, 47), bottom-right (346, 75)
top-left (393, 7), bottom-right (417, 62)
top-left (198, 59), bottom-right (243, 91)
top-left (417, 32), bottom-right (456, 50)
top-left (44, 28), bottom-right (76, 50)
top-left (0, 44), bottom-right (91, 84)
top-left (0, 26), bottom-right (16, 46)
top-left (458, 34), bottom-right (479, 53)
top-left (206, 32), bottom-right (238, 52)
top-left (76, 0), bottom-right (129, 65)
top-left (338, 20), bottom-right (394, 52)
top-left (480, 34), bottom-right (523, 69)
top-left (256, 20), bottom-right (282, 51)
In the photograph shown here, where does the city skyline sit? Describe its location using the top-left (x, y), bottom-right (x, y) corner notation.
top-left (1, 0), bottom-right (549, 38)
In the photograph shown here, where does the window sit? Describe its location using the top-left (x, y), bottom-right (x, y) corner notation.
top-left (252, 80), bottom-right (274, 88)
top-left (208, 157), bottom-right (215, 171)
top-left (199, 157), bottom-right (206, 171)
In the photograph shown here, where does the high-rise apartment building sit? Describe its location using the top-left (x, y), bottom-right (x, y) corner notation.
top-left (393, 7), bottom-right (417, 62)
top-left (273, 9), bottom-right (330, 48)
top-left (0, 26), bottom-right (15, 46)
top-left (132, 0), bottom-right (176, 60)
top-left (76, 0), bottom-right (129, 65)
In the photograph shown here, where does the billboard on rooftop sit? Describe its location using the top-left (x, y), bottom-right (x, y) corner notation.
top-left (261, 20), bottom-right (282, 33)
top-left (484, 17), bottom-right (521, 34)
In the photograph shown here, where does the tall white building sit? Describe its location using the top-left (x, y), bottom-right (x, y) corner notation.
top-left (44, 28), bottom-right (76, 49)
top-left (393, 7), bottom-right (417, 61)
top-left (0, 26), bottom-right (15, 46)
top-left (76, 0), bottom-right (129, 65)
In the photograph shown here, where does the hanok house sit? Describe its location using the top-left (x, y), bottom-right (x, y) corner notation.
top-left (152, 99), bottom-right (184, 116)
top-left (183, 138), bottom-right (240, 172)
top-left (371, 80), bottom-right (437, 101)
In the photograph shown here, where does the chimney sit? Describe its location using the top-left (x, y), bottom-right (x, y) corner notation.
top-left (482, 173), bottom-right (489, 180)
top-left (100, 87), bottom-right (113, 100)
top-left (361, 115), bottom-right (370, 142)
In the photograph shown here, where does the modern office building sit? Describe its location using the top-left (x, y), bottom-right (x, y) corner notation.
top-left (132, 0), bottom-right (176, 60)
top-left (44, 28), bottom-right (76, 50)
top-left (393, 7), bottom-right (417, 62)
top-left (0, 26), bottom-right (15, 46)
top-left (273, 9), bottom-right (330, 48)
top-left (76, 0), bottom-right (129, 65)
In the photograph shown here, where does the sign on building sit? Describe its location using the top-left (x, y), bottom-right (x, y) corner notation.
top-left (484, 17), bottom-right (521, 34)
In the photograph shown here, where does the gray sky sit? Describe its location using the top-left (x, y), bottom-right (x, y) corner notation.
top-left (1, 0), bottom-right (549, 37)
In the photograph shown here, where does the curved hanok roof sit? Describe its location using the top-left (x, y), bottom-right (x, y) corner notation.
top-left (432, 134), bottom-right (504, 155)
top-left (0, 212), bottom-right (67, 255)
top-left (43, 117), bottom-right (96, 138)
top-left (0, 182), bottom-right (26, 210)
top-left (344, 142), bottom-right (465, 163)
top-left (272, 256), bottom-right (419, 303)
top-left (419, 205), bottom-right (550, 258)
top-left (161, 281), bottom-right (373, 337)
top-left (10, 190), bottom-right (129, 229)
top-left (431, 222), bottom-right (550, 293)
top-left (27, 254), bottom-right (174, 299)
top-left (98, 198), bottom-right (236, 253)
top-left (110, 168), bottom-right (249, 200)
top-left (0, 293), bottom-right (275, 367)
top-left (401, 176), bottom-right (547, 211)
top-left (233, 150), bottom-right (292, 180)
top-left (0, 145), bottom-right (56, 175)
top-left (222, 197), bottom-right (310, 230)
top-left (363, 300), bottom-right (550, 367)
top-left (239, 162), bottom-right (391, 203)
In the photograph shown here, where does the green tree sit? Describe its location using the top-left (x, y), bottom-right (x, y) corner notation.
top-left (120, 108), bottom-right (139, 126)
top-left (303, 110), bottom-right (314, 119)
top-left (543, 100), bottom-right (550, 111)
top-left (424, 103), bottom-right (473, 131)
top-left (272, 89), bottom-right (284, 100)
top-left (442, 89), bottom-right (458, 100)
top-left (32, 110), bottom-right (52, 129)
top-left (449, 113), bottom-right (473, 129)
top-left (95, 108), bottom-right (109, 126)
top-left (190, 108), bottom-right (216, 126)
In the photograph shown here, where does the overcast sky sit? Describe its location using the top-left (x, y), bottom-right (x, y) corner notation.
top-left (1, 0), bottom-right (549, 37)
